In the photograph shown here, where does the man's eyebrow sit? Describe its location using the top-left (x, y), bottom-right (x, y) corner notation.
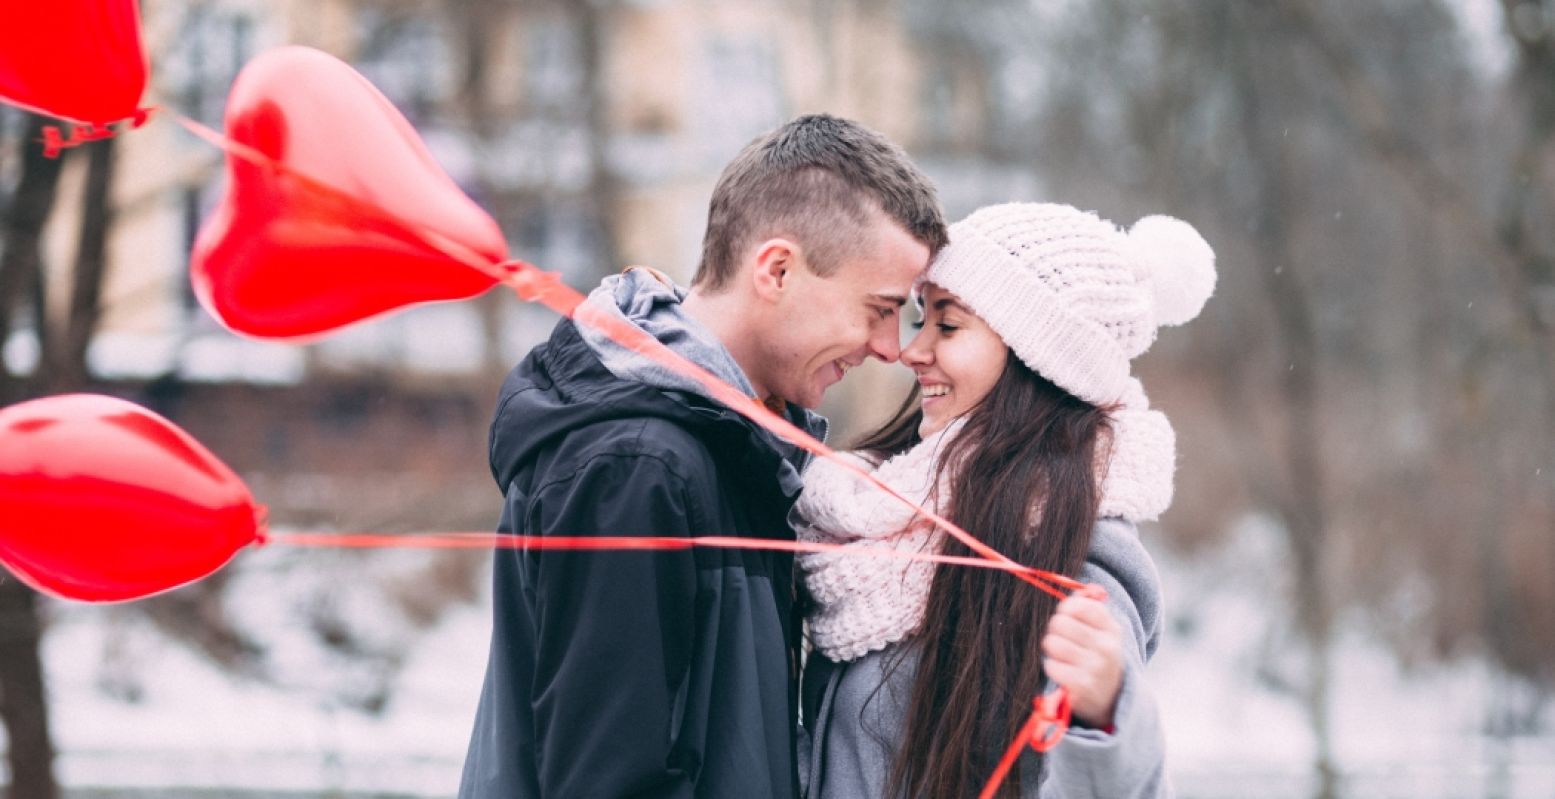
top-left (869, 292), bottom-right (909, 307)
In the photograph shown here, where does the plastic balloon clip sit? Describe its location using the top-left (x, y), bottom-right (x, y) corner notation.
top-left (39, 109), bottom-right (154, 159)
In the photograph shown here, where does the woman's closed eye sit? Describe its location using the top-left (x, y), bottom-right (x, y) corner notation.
top-left (908, 320), bottom-right (958, 334)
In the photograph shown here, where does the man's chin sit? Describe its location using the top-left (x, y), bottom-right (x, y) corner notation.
top-left (770, 378), bottom-right (825, 411)
top-left (790, 393), bottom-right (822, 411)
top-left (788, 384), bottom-right (827, 411)
top-left (802, 370), bottom-right (848, 409)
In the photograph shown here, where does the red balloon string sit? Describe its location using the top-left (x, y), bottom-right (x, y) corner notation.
top-left (170, 110), bottom-right (1085, 791)
top-left (267, 530), bottom-right (1080, 594)
top-left (979, 692), bottom-right (1072, 799)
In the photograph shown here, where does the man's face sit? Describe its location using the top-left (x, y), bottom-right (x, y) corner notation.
top-left (757, 216), bottom-right (930, 409)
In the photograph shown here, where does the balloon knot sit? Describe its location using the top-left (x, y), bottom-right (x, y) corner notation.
top-left (504, 262), bottom-right (562, 302)
top-left (252, 504), bottom-right (272, 546)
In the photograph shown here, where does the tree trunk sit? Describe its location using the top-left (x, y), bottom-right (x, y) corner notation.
top-left (572, 0), bottom-right (623, 275)
top-left (1497, 0), bottom-right (1555, 700)
top-left (446, 0), bottom-right (518, 378)
top-left (0, 582), bottom-right (57, 799)
top-left (0, 116), bottom-right (67, 396)
top-left (0, 114), bottom-right (68, 799)
top-left (46, 136), bottom-right (117, 392)
top-left (1231, 6), bottom-right (1338, 797)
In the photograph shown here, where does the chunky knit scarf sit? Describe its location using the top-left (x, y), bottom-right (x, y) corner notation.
top-left (796, 378), bottom-right (1175, 662)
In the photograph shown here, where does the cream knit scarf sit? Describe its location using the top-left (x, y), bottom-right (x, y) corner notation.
top-left (796, 378), bottom-right (1175, 662)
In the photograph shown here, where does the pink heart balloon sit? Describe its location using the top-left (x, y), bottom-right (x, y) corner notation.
top-left (191, 46), bottom-right (507, 340)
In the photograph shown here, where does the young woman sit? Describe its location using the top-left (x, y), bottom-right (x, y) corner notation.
top-left (796, 202), bottom-right (1215, 798)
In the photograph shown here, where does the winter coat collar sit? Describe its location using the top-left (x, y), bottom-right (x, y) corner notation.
top-left (490, 315), bottom-right (827, 511)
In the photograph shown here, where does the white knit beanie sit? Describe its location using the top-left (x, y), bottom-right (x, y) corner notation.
top-left (925, 203), bottom-right (1216, 521)
top-left (926, 202), bottom-right (1216, 407)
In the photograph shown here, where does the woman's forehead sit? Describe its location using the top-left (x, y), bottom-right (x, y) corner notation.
top-left (918, 283), bottom-right (969, 312)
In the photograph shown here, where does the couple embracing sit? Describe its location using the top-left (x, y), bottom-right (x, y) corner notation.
top-left (460, 114), bottom-right (1214, 799)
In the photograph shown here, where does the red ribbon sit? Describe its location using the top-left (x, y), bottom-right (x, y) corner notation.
top-left (268, 530), bottom-right (1082, 586)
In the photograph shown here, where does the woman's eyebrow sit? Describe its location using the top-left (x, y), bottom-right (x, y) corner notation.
top-left (931, 298), bottom-right (967, 313)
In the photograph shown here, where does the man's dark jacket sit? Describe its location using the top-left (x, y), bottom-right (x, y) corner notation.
top-left (459, 318), bottom-right (815, 799)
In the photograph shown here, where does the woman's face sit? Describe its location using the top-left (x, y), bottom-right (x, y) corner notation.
top-left (901, 283), bottom-right (1008, 437)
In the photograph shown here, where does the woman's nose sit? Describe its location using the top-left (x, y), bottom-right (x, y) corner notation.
top-left (900, 327), bottom-right (932, 367)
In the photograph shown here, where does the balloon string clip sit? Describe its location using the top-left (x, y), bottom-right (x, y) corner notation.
top-left (40, 120), bottom-right (125, 159)
top-left (37, 107), bottom-right (153, 158)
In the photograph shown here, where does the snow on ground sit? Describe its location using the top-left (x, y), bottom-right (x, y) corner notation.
top-left (23, 514), bottom-right (1555, 798)
top-left (38, 544), bottom-right (490, 797)
top-left (1147, 517), bottom-right (1555, 797)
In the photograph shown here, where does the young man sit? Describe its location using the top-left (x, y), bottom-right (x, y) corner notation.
top-left (459, 114), bottom-right (946, 799)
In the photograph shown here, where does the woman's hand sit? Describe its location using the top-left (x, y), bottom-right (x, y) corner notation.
top-left (1041, 589), bottom-right (1124, 730)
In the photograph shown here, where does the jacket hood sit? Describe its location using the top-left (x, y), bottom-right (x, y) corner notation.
top-left (490, 318), bottom-right (826, 506)
top-left (576, 267), bottom-right (760, 402)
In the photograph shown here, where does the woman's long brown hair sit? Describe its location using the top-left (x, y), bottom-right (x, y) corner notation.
top-left (852, 350), bottom-right (1112, 798)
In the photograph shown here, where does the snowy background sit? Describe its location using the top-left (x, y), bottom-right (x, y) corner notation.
top-left (25, 514), bottom-right (1555, 798)
top-left (4, 0), bottom-right (1555, 797)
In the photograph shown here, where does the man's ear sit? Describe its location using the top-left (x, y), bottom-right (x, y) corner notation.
top-left (750, 238), bottom-right (801, 302)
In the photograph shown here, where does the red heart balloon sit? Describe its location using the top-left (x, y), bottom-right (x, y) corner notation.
top-left (191, 46), bottom-right (507, 340)
top-left (0, 394), bottom-right (262, 603)
top-left (0, 0), bottom-right (148, 124)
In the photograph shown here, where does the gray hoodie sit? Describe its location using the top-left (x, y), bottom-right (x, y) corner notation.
top-left (577, 267), bottom-right (756, 397)
top-left (578, 263), bottom-right (827, 457)
top-left (582, 269), bottom-right (751, 396)
top-left (800, 518), bottom-right (1172, 798)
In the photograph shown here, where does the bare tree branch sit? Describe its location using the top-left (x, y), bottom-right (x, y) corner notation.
top-left (1273, 0), bottom-right (1555, 397)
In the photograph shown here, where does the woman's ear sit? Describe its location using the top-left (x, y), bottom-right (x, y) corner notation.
top-left (750, 238), bottom-right (801, 302)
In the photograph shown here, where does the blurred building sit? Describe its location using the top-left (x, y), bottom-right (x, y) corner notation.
top-left (18, 1), bottom-right (1028, 411)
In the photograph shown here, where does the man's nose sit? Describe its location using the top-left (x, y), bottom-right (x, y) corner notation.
top-left (868, 322), bottom-right (902, 363)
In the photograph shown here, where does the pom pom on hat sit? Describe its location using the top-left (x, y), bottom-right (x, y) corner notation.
top-left (1128, 215), bottom-right (1217, 327)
